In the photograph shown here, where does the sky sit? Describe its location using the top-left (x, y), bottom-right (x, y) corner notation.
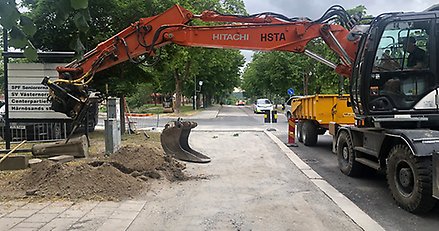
top-left (240, 0), bottom-right (439, 63)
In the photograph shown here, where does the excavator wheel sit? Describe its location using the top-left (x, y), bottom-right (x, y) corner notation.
top-left (160, 120), bottom-right (211, 163)
top-left (386, 144), bottom-right (436, 213)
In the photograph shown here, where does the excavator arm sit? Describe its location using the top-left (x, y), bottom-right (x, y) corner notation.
top-left (43, 4), bottom-right (359, 124)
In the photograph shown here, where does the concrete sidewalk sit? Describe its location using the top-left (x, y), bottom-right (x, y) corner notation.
top-left (0, 129), bottom-right (383, 231)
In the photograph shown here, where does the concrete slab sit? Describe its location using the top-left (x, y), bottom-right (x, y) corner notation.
top-left (12, 221), bottom-right (46, 229)
top-left (6, 210), bottom-right (38, 218)
top-left (24, 213), bottom-right (59, 223)
top-left (97, 218), bottom-right (133, 231)
top-left (57, 202), bottom-right (98, 218)
top-left (116, 200), bottom-right (145, 212)
top-left (28, 158), bottom-right (42, 166)
top-left (39, 218), bottom-right (78, 231)
top-left (48, 155), bottom-right (74, 163)
top-left (31, 135), bottom-right (88, 158)
top-left (70, 217), bottom-right (109, 230)
top-left (0, 217), bottom-right (26, 230)
top-left (38, 202), bottom-right (73, 214)
top-left (0, 155), bottom-right (29, 170)
top-left (20, 202), bottom-right (50, 210)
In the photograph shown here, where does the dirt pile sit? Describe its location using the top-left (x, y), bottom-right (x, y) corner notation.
top-left (16, 160), bottom-right (144, 201)
top-left (108, 144), bottom-right (187, 181)
top-left (0, 132), bottom-right (187, 201)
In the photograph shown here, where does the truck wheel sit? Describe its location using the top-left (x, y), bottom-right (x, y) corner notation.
top-left (386, 144), bottom-right (436, 213)
top-left (297, 121), bottom-right (303, 143)
top-left (302, 121), bottom-right (317, 146)
top-left (337, 131), bottom-right (363, 176)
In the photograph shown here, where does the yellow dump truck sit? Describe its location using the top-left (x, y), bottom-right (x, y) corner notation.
top-left (291, 94), bottom-right (354, 146)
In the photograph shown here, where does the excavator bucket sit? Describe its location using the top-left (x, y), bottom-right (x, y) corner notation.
top-left (160, 120), bottom-right (211, 163)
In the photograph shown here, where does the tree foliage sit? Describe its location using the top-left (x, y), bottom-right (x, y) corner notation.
top-left (0, 0), bottom-right (37, 60)
top-left (141, 0), bottom-right (246, 112)
top-left (242, 39), bottom-right (344, 101)
top-left (20, 0), bottom-right (245, 112)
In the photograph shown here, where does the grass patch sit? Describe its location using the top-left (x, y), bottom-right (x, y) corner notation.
top-left (131, 104), bottom-right (196, 116)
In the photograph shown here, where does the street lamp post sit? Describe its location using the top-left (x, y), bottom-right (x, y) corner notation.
top-left (303, 71), bottom-right (312, 95)
top-left (194, 76), bottom-right (197, 110)
top-left (198, 80), bottom-right (203, 108)
top-left (194, 79), bottom-right (203, 110)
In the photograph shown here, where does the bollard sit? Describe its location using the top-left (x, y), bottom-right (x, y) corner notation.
top-left (287, 117), bottom-right (298, 147)
top-left (263, 110), bottom-right (271, 123)
top-left (271, 110), bottom-right (278, 123)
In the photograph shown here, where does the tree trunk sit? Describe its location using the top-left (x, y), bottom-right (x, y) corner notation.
top-left (174, 69), bottom-right (182, 114)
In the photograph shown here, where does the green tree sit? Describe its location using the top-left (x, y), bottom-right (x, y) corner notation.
top-left (146, 0), bottom-right (246, 112)
top-left (26, 0), bottom-right (158, 99)
top-left (0, 0), bottom-right (37, 60)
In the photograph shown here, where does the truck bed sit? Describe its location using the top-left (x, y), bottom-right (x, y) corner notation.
top-left (291, 94), bottom-right (354, 126)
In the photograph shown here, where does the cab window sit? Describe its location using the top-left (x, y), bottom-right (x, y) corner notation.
top-left (373, 21), bottom-right (429, 71)
top-left (368, 20), bottom-right (433, 111)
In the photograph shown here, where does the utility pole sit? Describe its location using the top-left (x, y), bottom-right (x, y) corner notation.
top-left (194, 76), bottom-right (197, 110)
top-left (3, 28), bottom-right (11, 149)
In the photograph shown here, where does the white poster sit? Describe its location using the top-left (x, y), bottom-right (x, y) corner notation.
top-left (7, 63), bottom-right (70, 119)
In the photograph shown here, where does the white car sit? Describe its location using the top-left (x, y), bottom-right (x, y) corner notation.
top-left (284, 96), bottom-right (302, 120)
top-left (253, 98), bottom-right (273, 113)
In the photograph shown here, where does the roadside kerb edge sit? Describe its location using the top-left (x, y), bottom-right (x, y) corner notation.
top-left (264, 130), bottom-right (385, 231)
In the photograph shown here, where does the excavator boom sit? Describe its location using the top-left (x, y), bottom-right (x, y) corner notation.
top-left (42, 4), bottom-right (360, 163)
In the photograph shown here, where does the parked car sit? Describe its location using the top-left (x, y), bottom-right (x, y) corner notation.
top-left (253, 98), bottom-right (273, 113)
top-left (284, 96), bottom-right (302, 120)
top-left (235, 100), bottom-right (246, 106)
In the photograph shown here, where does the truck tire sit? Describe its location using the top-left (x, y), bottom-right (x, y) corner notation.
top-left (337, 131), bottom-right (363, 176)
top-left (302, 121), bottom-right (317, 146)
top-left (386, 144), bottom-right (436, 213)
top-left (297, 121), bottom-right (303, 143)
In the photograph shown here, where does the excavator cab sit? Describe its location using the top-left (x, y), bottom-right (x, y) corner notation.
top-left (350, 11), bottom-right (439, 129)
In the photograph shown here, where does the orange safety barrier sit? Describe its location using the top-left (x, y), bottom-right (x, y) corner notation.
top-left (287, 118), bottom-right (298, 147)
top-left (126, 113), bottom-right (154, 117)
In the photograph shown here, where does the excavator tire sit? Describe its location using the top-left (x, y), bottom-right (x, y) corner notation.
top-left (386, 144), bottom-right (436, 213)
top-left (337, 131), bottom-right (363, 177)
top-left (160, 120), bottom-right (211, 163)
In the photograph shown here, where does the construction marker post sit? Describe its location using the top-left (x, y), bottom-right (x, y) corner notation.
top-left (287, 117), bottom-right (298, 147)
top-left (263, 110), bottom-right (271, 123)
top-left (271, 110), bottom-right (278, 123)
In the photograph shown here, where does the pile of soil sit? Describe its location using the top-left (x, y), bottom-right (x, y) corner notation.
top-left (0, 132), bottom-right (187, 201)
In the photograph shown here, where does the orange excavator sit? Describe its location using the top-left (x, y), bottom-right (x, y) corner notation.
top-left (43, 4), bottom-right (439, 213)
